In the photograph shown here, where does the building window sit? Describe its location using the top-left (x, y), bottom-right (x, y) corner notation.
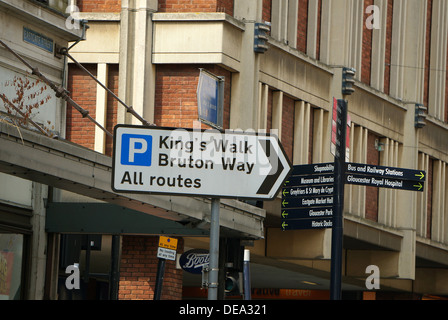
top-left (0, 203), bottom-right (32, 300)
top-left (0, 233), bottom-right (26, 300)
top-left (30, 0), bottom-right (69, 15)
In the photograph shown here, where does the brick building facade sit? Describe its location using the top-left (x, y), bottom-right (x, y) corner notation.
top-left (60, 0), bottom-right (448, 300)
top-left (119, 236), bottom-right (184, 300)
top-left (1, 0), bottom-right (445, 300)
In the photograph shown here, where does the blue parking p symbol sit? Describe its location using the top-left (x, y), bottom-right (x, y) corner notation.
top-left (121, 134), bottom-right (153, 166)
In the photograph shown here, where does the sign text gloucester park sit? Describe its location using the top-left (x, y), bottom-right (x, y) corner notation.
top-left (112, 125), bottom-right (292, 200)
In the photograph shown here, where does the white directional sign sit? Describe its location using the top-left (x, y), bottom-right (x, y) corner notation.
top-left (112, 125), bottom-right (292, 199)
top-left (197, 69), bottom-right (224, 129)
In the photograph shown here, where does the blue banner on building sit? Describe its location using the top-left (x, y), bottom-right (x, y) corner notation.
top-left (197, 69), bottom-right (224, 129)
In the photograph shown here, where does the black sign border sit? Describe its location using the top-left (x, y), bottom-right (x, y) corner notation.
top-left (111, 124), bottom-right (293, 200)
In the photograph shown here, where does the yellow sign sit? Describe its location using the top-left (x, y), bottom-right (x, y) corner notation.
top-left (158, 236), bottom-right (178, 250)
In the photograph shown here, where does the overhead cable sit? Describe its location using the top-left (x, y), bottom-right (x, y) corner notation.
top-left (59, 47), bottom-right (154, 128)
top-left (0, 39), bottom-right (113, 138)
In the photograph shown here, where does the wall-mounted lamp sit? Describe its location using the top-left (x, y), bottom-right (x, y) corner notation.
top-left (375, 139), bottom-right (384, 152)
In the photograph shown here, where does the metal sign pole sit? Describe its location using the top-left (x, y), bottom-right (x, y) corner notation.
top-left (243, 249), bottom-right (252, 300)
top-left (109, 235), bottom-right (120, 300)
top-left (208, 198), bottom-right (220, 300)
top-left (154, 258), bottom-right (166, 300)
top-left (330, 99), bottom-right (347, 300)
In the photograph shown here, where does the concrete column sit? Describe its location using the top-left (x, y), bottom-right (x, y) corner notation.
top-left (231, 0), bottom-right (263, 130)
top-left (392, 0), bottom-right (427, 280)
top-left (428, 0), bottom-right (448, 120)
top-left (287, 0), bottom-right (299, 48)
top-left (94, 63), bottom-right (108, 153)
top-left (312, 108), bottom-right (324, 163)
top-left (378, 138), bottom-right (399, 228)
top-left (397, 101), bottom-right (419, 279)
top-left (346, 0), bottom-right (364, 76)
top-left (390, 0), bottom-right (427, 101)
top-left (307, 0), bottom-right (320, 59)
top-left (370, 0), bottom-right (388, 91)
top-left (432, 160), bottom-right (447, 243)
top-left (312, 107), bottom-right (331, 164)
top-left (270, 0), bottom-right (299, 45)
top-left (272, 91), bottom-right (283, 139)
top-left (346, 126), bottom-right (367, 218)
top-left (293, 101), bottom-right (310, 165)
top-left (320, 0), bottom-right (351, 66)
top-left (118, 0), bottom-right (158, 125)
top-left (416, 153), bottom-right (430, 237)
top-left (28, 182), bottom-right (49, 299)
top-left (258, 82), bottom-right (269, 130)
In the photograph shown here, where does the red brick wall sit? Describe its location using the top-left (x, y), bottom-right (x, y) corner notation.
top-left (365, 132), bottom-right (379, 221)
top-left (76, 0), bottom-right (121, 13)
top-left (362, 0), bottom-right (374, 85)
top-left (105, 64), bottom-right (119, 157)
top-left (297, 0), bottom-right (309, 53)
top-left (308, 107), bottom-right (314, 164)
top-left (281, 95), bottom-right (295, 162)
top-left (158, 0), bottom-right (233, 15)
top-left (66, 64), bottom-right (97, 150)
top-left (119, 235), bottom-right (184, 300)
top-left (66, 64), bottom-right (119, 156)
top-left (216, 0), bottom-right (234, 15)
top-left (262, 0), bottom-right (272, 23)
top-left (384, 0), bottom-right (393, 95)
top-left (316, 0), bottom-right (322, 60)
top-left (263, 89), bottom-right (295, 163)
top-left (155, 65), bottom-right (231, 129)
top-left (266, 88), bottom-right (273, 132)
